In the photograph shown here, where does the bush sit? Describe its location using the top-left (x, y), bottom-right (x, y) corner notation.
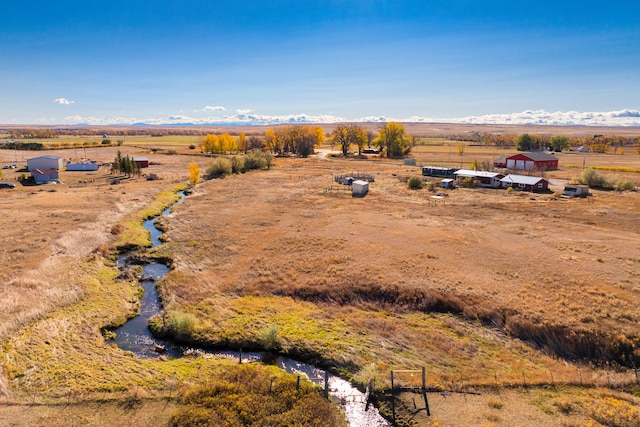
top-left (615, 180), bottom-right (635, 191)
top-left (244, 151), bottom-right (266, 170)
top-left (230, 156), bottom-right (245, 174)
top-left (407, 176), bottom-right (424, 190)
top-left (259, 325), bottom-right (280, 351)
top-left (206, 158), bottom-right (232, 179)
top-left (577, 168), bottom-right (613, 189)
top-left (168, 312), bottom-right (196, 336)
top-left (101, 138), bottom-right (112, 145)
top-left (188, 144), bottom-right (196, 150)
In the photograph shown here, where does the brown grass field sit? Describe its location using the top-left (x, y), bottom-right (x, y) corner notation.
top-left (1, 125), bottom-right (639, 426)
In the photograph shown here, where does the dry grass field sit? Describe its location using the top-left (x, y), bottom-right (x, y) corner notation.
top-left (1, 126), bottom-right (639, 426)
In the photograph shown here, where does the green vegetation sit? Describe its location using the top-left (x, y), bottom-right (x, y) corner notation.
top-left (205, 158), bottom-right (232, 179)
top-left (205, 152), bottom-right (274, 179)
top-left (407, 176), bottom-right (424, 190)
top-left (114, 183), bottom-right (188, 249)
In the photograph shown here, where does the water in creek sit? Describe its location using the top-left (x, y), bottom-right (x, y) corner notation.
top-left (112, 192), bottom-right (391, 426)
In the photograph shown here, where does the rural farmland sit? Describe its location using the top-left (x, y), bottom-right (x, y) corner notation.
top-left (0, 125), bottom-right (639, 426)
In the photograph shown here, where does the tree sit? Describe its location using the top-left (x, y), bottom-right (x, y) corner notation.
top-left (188, 162), bottom-right (200, 186)
top-left (264, 125), bottom-right (325, 157)
top-left (237, 133), bottom-right (247, 153)
top-left (456, 142), bottom-right (465, 156)
top-left (549, 136), bottom-right (569, 152)
top-left (201, 134), bottom-right (218, 154)
top-left (516, 133), bottom-right (537, 151)
top-left (376, 122), bottom-right (412, 158)
top-left (330, 124), bottom-right (368, 156)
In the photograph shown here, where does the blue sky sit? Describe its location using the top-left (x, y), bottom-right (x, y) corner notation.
top-left (1, 1), bottom-right (639, 126)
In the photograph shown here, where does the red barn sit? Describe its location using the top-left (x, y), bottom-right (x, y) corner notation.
top-left (494, 153), bottom-right (558, 171)
top-left (133, 157), bottom-right (149, 168)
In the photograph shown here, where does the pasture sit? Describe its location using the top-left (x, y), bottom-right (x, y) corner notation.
top-left (0, 130), bottom-right (639, 426)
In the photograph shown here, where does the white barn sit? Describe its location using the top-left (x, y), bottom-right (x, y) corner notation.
top-left (27, 155), bottom-right (63, 171)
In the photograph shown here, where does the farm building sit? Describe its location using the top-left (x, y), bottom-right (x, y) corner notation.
top-left (422, 166), bottom-right (456, 178)
top-left (66, 161), bottom-right (100, 171)
top-left (500, 174), bottom-right (549, 192)
top-left (454, 170), bottom-right (504, 188)
top-left (441, 178), bottom-right (455, 189)
top-left (31, 169), bottom-right (60, 184)
top-left (494, 153), bottom-right (558, 171)
top-left (352, 180), bottom-right (369, 197)
top-left (27, 155), bottom-right (63, 171)
top-left (133, 157), bottom-right (149, 168)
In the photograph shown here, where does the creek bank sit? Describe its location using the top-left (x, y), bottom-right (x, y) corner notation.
top-left (108, 189), bottom-right (391, 426)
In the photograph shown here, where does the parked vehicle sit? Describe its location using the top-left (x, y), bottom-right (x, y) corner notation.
top-left (0, 182), bottom-right (16, 189)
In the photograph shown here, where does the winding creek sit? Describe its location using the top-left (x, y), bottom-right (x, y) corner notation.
top-left (112, 191), bottom-right (391, 426)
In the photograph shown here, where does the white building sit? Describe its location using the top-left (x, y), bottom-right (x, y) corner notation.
top-left (27, 155), bottom-right (63, 171)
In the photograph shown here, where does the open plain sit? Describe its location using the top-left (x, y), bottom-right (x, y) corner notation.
top-left (1, 127), bottom-right (639, 426)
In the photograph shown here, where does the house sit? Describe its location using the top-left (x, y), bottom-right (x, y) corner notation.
top-left (32, 169), bottom-right (60, 184)
top-left (352, 180), bottom-right (369, 197)
top-left (133, 157), bottom-right (149, 168)
top-left (500, 174), bottom-right (549, 192)
top-left (454, 170), bottom-right (504, 188)
top-left (27, 155), bottom-right (63, 171)
top-left (494, 153), bottom-right (558, 171)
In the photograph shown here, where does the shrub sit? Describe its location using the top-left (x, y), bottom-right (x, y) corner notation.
top-left (259, 325), bottom-right (280, 351)
top-left (407, 176), bottom-right (424, 190)
top-left (188, 144), bottom-right (196, 150)
top-left (168, 312), bottom-right (196, 336)
top-left (101, 138), bottom-right (112, 145)
top-left (615, 180), bottom-right (635, 191)
top-left (577, 168), bottom-right (613, 189)
top-left (206, 158), bottom-right (232, 179)
top-left (243, 151), bottom-right (266, 170)
top-left (230, 156), bottom-right (245, 174)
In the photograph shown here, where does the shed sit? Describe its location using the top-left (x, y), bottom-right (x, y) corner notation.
top-left (500, 174), bottom-right (549, 192)
top-left (496, 153), bottom-right (558, 171)
top-left (441, 178), bottom-right (455, 189)
top-left (352, 180), bottom-right (369, 197)
top-left (562, 184), bottom-right (589, 198)
top-left (27, 155), bottom-right (63, 171)
top-left (32, 169), bottom-right (60, 184)
top-left (133, 157), bottom-right (149, 168)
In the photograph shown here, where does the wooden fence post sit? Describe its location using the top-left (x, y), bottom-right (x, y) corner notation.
top-left (422, 366), bottom-right (430, 416)
top-left (324, 371), bottom-right (329, 399)
top-left (390, 370), bottom-right (395, 425)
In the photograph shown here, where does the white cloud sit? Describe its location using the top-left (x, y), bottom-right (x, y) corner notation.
top-left (201, 105), bottom-right (226, 112)
top-left (58, 109), bottom-right (640, 127)
top-left (54, 98), bottom-right (75, 105)
top-left (448, 109), bottom-right (640, 126)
